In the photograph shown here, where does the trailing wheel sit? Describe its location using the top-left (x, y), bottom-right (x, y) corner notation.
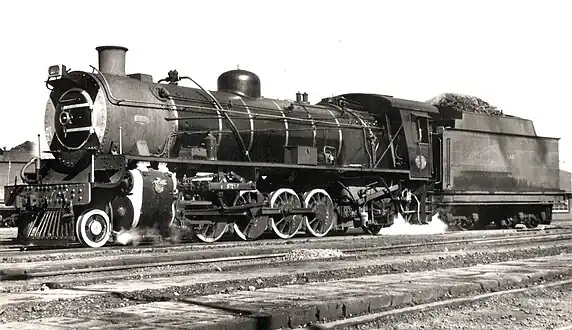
top-left (269, 188), bottom-right (303, 239)
top-left (401, 189), bottom-right (421, 224)
top-left (303, 189), bottom-right (335, 237)
top-left (194, 223), bottom-right (228, 243)
top-left (75, 209), bottom-right (112, 248)
top-left (232, 190), bottom-right (268, 241)
top-left (362, 225), bottom-right (384, 235)
top-left (361, 203), bottom-right (385, 235)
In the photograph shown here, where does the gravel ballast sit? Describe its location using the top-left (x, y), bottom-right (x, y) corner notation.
top-left (2, 236), bottom-right (570, 291)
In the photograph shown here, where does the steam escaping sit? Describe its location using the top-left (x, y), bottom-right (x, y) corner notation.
top-left (111, 213), bottom-right (448, 246)
top-left (114, 228), bottom-right (145, 246)
top-left (113, 224), bottom-right (193, 246)
top-left (377, 213), bottom-right (448, 236)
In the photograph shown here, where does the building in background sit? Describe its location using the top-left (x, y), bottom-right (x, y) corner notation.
top-left (553, 170), bottom-right (572, 221)
top-left (0, 141), bottom-right (36, 225)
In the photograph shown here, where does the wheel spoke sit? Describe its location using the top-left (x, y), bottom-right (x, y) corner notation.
top-left (303, 190), bottom-right (334, 238)
top-left (269, 189), bottom-right (303, 239)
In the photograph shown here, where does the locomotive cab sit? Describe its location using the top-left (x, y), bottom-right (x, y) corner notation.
top-left (335, 93), bottom-right (438, 178)
top-left (401, 111), bottom-right (432, 179)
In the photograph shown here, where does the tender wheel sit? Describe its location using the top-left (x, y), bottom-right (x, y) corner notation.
top-left (232, 190), bottom-right (268, 241)
top-left (303, 189), bottom-right (335, 237)
top-left (194, 223), bottom-right (228, 243)
top-left (75, 209), bottom-right (112, 248)
top-left (456, 217), bottom-right (471, 231)
top-left (495, 218), bottom-right (508, 229)
top-left (526, 214), bottom-right (539, 228)
top-left (269, 188), bottom-right (303, 239)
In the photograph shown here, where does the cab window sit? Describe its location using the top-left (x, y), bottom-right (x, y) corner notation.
top-left (415, 116), bottom-right (429, 143)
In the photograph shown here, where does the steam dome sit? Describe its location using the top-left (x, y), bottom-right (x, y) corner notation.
top-left (217, 69), bottom-right (261, 98)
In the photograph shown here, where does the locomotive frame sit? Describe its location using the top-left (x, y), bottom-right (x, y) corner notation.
top-left (3, 46), bottom-right (565, 248)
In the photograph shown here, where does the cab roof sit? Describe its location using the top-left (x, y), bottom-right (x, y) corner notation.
top-left (339, 93), bottom-right (440, 114)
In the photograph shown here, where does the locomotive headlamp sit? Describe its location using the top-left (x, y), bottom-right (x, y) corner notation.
top-left (48, 64), bottom-right (67, 78)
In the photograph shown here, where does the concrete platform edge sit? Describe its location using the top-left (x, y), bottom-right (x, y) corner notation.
top-left (221, 262), bottom-right (572, 330)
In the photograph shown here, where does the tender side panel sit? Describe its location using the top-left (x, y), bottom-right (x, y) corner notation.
top-left (453, 113), bottom-right (537, 136)
top-left (434, 193), bottom-right (565, 205)
top-left (442, 129), bottom-right (560, 193)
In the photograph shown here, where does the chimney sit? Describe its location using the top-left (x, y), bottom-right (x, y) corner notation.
top-left (95, 46), bottom-right (128, 76)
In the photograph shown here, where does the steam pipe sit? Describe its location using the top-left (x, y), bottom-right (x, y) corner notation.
top-left (20, 157), bottom-right (37, 184)
top-left (119, 126), bottom-right (123, 154)
top-left (91, 154), bottom-right (95, 183)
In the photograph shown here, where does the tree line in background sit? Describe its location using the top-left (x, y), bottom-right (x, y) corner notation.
top-left (0, 141), bottom-right (34, 155)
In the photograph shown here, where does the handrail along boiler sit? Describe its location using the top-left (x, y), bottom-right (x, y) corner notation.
top-left (3, 46), bottom-right (564, 247)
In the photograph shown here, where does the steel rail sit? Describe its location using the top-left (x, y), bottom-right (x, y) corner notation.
top-left (0, 226), bottom-right (567, 256)
top-left (1, 232), bottom-right (571, 281)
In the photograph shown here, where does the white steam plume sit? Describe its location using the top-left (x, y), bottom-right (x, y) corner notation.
top-left (377, 213), bottom-right (448, 236)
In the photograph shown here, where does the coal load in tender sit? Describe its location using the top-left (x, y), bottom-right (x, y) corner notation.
top-left (427, 93), bottom-right (504, 116)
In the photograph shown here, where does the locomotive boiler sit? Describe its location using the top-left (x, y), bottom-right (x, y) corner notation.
top-left (3, 45), bottom-right (565, 248)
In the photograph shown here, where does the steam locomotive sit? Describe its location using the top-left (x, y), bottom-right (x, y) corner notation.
top-left (3, 46), bottom-right (565, 248)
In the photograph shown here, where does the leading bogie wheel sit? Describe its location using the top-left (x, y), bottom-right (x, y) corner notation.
top-left (269, 188), bottom-right (303, 239)
top-left (76, 209), bottom-right (112, 248)
top-left (303, 189), bottom-right (335, 237)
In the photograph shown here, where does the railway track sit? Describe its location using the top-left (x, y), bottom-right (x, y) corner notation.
top-left (1, 227), bottom-right (569, 260)
top-left (2, 230), bottom-right (571, 283)
top-left (1, 228), bottom-right (571, 328)
top-left (0, 223), bottom-right (564, 254)
top-left (0, 224), bottom-right (565, 258)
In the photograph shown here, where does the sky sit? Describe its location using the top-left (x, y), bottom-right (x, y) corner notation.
top-left (0, 0), bottom-right (571, 170)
